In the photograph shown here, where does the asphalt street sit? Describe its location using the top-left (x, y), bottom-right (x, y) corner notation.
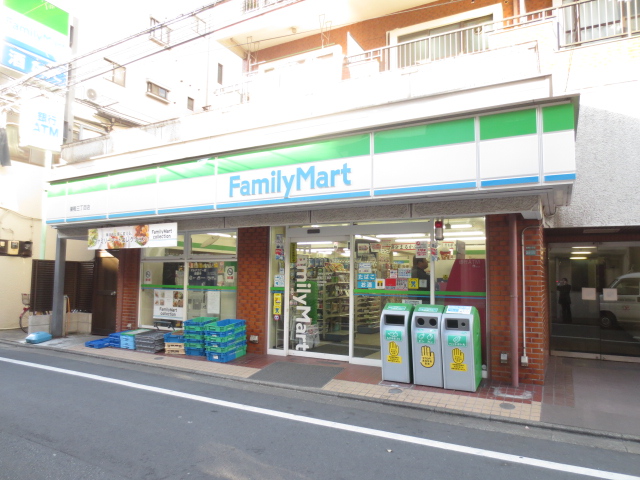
top-left (1, 344), bottom-right (638, 480)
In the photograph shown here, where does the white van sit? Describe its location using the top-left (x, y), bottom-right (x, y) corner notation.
top-left (599, 272), bottom-right (640, 328)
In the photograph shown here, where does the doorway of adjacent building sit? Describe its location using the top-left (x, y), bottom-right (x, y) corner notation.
top-left (92, 251), bottom-right (119, 335)
top-left (548, 242), bottom-right (640, 360)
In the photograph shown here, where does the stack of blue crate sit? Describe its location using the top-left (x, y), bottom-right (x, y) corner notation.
top-left (204, 319), bottom-right (247, 363)
top-left (183, 317), bottom-right (218, 356)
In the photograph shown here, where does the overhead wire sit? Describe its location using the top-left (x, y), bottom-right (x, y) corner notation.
top-left (1, 0), bottom-right (468, 124)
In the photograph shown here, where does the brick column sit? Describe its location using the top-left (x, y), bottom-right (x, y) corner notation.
top-left (486, 214), bottom-right (547, 385)
top-left (236, 227), bottom-right (270, 354)
top-left (114, 249), bottom-right (141, 332)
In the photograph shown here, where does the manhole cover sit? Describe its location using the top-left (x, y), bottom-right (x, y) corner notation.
top-left (499, 402), bottom-right (516, 410)
top-left (389, 388), bottom-right (403, 394)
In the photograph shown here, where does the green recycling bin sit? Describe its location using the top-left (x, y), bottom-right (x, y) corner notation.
top-left (441, 305), bottom-right (482, 392)
top-left (411, 304), bottom-right (445, 388)
top-left (380, 303), bottom-right (414, 383)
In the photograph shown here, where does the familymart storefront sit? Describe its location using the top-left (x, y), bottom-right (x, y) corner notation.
top-left (48, 102), bottom-right (575, 375)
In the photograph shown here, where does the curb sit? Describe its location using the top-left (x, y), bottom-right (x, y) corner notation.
top-left (2, 338), bottom-right (639, 445)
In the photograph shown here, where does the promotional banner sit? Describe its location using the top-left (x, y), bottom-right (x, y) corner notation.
top-left (88, 222), bottom-right (177, 250)
top-left (153, 289), bottom-right (184, 320)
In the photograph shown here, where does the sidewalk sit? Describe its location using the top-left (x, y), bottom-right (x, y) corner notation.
top-left (2, 329), bottom-right (639, 444)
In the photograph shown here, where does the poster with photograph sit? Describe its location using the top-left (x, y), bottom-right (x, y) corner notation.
top-left (88, 222), bottom-right (177, 250)
top-left (153, 289), bottom-right (185, 320)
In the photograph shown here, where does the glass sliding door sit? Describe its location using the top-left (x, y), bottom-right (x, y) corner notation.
top-left (288, 236), bottom-right (351, 358)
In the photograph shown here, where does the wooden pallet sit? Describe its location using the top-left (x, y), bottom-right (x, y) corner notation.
top-left (164, 347), bottom-right (185, 355)
top-left (165, 342), bottom-right (185, 349)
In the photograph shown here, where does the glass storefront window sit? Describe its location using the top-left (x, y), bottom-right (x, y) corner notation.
top-left (269, 227), bottom-right (286, 350)
top-left (189, 232), bottom-right (237, 257)
top-left (143, 234), bottom-right (185, 258)
top-left (139, 230), bottom-right (238, 329)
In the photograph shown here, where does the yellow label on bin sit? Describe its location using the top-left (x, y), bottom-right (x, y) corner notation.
top-left (450, 363), bottom-right (468, 371)
top-left (387, 355), bottom-right (402, 363)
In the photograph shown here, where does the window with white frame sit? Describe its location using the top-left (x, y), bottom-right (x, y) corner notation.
top-left (147, 81), bottom-right (169, 102)
top-left (150, 17), bottom-right (171, 45)
top-left (104, 58), bottom-right (126, 86)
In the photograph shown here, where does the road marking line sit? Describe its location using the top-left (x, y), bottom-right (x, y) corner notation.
top-left (2, 356), bottom-right (637, 480)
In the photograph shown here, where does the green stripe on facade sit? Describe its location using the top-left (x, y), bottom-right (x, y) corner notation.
top-left (374, 118), bottom-right (475, 154)
top-left (354, 289), bottom-right (486, 296)
top-left (217, 135), bottom-right (370, 174)
top-left (5, 0), bottom-right (69, 35)
top-left (67, 178), bottom-right (108, 195)
top-left (542, 103), bottom-right (575, 133)
top-left (159, 159), bottom-right (216, 183)
top-left (192, 243), bottom-right (236, 252)
top-left (47, 183), bottom-right (67, 198)
top-left (186, 286), bottom-right (238, 290)
top-left (110, 169), bottom-right (157, 189)
top-left (480, 109), bottom-right (537, 140)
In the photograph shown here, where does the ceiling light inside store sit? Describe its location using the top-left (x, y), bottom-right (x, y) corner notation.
top-left (443, 236), bottom-right (486, 242)
top-left (376, 233), bottom-right (427, 238)
top-left (451, 224), bottom-right (473, 229)
top-left (443, 231), bottom-right (484, 237)
top-left (206, 233), bottom-right (232, 237)
top-left (355, 235), bottom-right (381, 242)
top-left (570, 256), bottom-right (588, 260)
top-left (297, 241), bottom-right (333, 245)
top-left (573, 246), bottom-right (596, 249)
top-left (571, 251), bottom-right (593, 255)
top-left (394, 238), bottom-right (429, 243)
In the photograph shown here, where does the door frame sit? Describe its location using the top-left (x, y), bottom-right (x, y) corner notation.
top-left (272, 221), bottom-right (434, 365)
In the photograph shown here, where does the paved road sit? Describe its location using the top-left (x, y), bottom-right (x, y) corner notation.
top-left (0, 345), bottom-right (638, 480)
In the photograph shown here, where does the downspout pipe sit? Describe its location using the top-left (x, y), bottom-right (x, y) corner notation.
top-left (509, 214), bottom-right (520, 387)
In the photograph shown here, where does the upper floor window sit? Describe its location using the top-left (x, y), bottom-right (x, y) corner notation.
top-left (147, 81), bottom-right (169, 102)
top-left (104, 58), bottom-right (125, 86)
top-left (187, 97), bottom-right (194, 111)
top-left (150, 17), bottom-right (171, 45)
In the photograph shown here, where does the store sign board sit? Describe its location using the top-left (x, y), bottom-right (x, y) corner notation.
top-left (216, 156), bottom-right (371, 207)
top-left (19, 98), bottom-right (65, 151)
top-left (88, 222), bottom-right (177, 250)
top-left (153, 289), bottom-right (184, 320)
top-left (2, 3), bottom-right (70, 85)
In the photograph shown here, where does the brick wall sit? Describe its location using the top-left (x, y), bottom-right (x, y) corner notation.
top-left (256, 0), bottom-right (514, 65)
top-left (486, 214), bottom-right (547, 385)
top-left (114, 249), bottom-right (140, 332)
top-left (237, 227), bottom-right (270, 354)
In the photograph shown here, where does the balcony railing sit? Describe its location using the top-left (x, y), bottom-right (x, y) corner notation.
top-left (60, 0), bottom-right (639, 165)
top-left (242, 0), bottom-right (299, 14)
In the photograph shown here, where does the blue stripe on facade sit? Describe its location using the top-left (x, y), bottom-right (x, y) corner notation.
top-left (109, 210), bottom-right (156, 219)
top-left (157, 205), bottom-right (215, 214)
top-left (65, 215), bottom-right (108, 222)
top-left (544, 173), bottom-right (576, 182)
top-left (481, 176), bottom-right (539, 187)
top-left (218, 191), bottom-right (370, 209)
top-left (373, 182), bottom-right (476, 196)
top-left (46, 219), bottom-right (66, 224)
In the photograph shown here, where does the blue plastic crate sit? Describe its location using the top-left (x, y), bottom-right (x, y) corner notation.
top-left (120, 337), bottom-right (136, 350)
top-left (85, 338), bottom-right (111, 349)
top-left (184, 347), bottom-right (206, 357)
top-left (205, 340), bottom-right (247, 354)
top-left (204, 319), bottom-right (245, 334)
top-left (164, 332), bottom-right (185, 343)
top-left (204, 333), bottom-right (245, 348)
top-left (206, 346), bottom-right (246, 363)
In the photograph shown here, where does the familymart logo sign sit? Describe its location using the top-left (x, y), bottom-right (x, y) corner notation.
top-left (217, 157), bottom-right (371, 206)
top-left (293, 258), bottom-right (313, 351)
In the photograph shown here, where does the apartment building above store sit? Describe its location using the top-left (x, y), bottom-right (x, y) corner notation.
top-left (51, 0), bottom-right (639, 225)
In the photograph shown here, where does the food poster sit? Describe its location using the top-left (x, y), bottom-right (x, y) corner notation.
top-left (88, 222), bottom-right (177, 250)
top-left (153, 289), bottom-right (185, 319)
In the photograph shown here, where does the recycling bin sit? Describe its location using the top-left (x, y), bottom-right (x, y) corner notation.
top-left (441, 305), bottom-right (482, 392)
top-left (411, 304), bottom-right (445, 388)
top-left (380, 303), bottom-right (414, 383)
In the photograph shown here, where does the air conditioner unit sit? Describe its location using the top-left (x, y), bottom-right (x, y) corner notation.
top-left (78, 86), bottom-right (102, 104)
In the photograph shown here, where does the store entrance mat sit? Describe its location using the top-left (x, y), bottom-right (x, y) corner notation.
top-left (249, 362), bottom-right (343, 388)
